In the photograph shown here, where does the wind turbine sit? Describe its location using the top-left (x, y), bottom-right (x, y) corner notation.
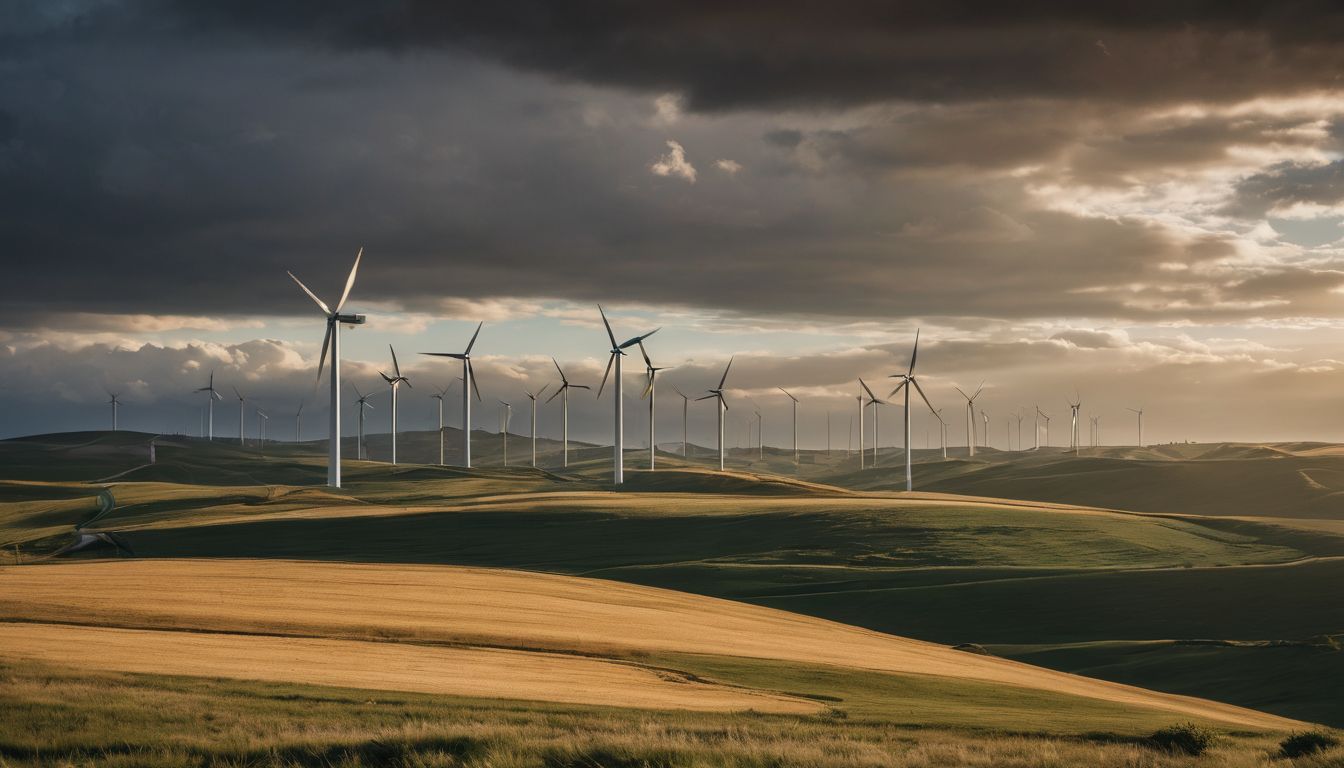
top-left (1038, 408), bottom-right (1052, 447)
top-left (524, 385), bottom-right (549, 468)
top-left (352, 383), bottom-right (377, 460)
top-left (1068, 392), bottom-right (1082, 455)
top-left (1014, 410), bottom-right (1025, 452)
top-left (256, 408), bottom-right (269, 450)
top-left (639, 342), bottom-right (670, 470)
top-left (421, 322), bottom-right (483, 468)
top-left (954, 383), bottom-right (984, 457)
top-left (196, 371), bottom-right (221, 438)
top-left (860, 379), bottom-right (884, 467)
top-left (886, 330), bottom-right (939, 491)
top-left (671, 386), bottom-right (690, 458)
top-left (779, 388), bottom-right (799, 465)
top-left (288, 247), bottom-right (365, 488)
top-left (499, 400), bottom-right (512, 467)
top-left (547, 357), bottom-right (590, 468)
top-left (981, 409), bottom-right (989, 449)
top-left (752, 401), bottom-right (763, 460)
top-left (232, 387), bottom-right (247, 446)
top-left (430, 382), bottom-right (453, 465)
top-left (1128, 407), bottom-right (1144, 446)
top-left (696, 357), bottom-right (733, 471)
top-left (935, 409), bottom-right (948, 459)
top-left (379, 345), bottom-right (411, 465)
top-left (107, 392), bottom-right (121, 432)
top-left (294, 401), bottom-right (304, 443)
top-left (855, 384), bottom-right (866, 469)
top-left (596, 306), bottom-right (660, 485)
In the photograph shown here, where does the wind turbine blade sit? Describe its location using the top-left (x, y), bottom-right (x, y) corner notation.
top-left (620, 327), bottom-right (660, 349)
top-left (317, 324), bottom-right (332, 383)
top-left (972, 381), bottom-right (985, 400)
top-left (465, 360), bottom-right (481, 401)
top-left (695, 394), bottom-right (716, 401)
top-left (537, 383), bottom-right (549, 400)
top-left (213, 390), bottom-right (223, 401)
top-left (598, 305), bottom-right (618, 348)
top-left (954, 386), bottom-right (970, 402)
top-left (352, 383), bottom-right (364, 399)
top-left (641, 374), bottom-right (654, 399)
top-left (232, 386), bottom-right (243, 400)
top-left (334, 247), bottom-right (362, 313)
top-left (465, 321), bottom-right (483, 354)
top-left (390, 345), bottom-right (401, 377)
top-left (912, 378), bottom-right (938, 418)
top-left (552, 356), bottom-right (566, 382)
top-left (572, 384), bottom-right (591, 390)
top-left (908, 328), bottom-right (920, 375)
top-left (597, 353), bottom-right (615, 398)
top-left (718, 356), bottom-right (734, 389)
top-left (639, 341), bottom-right (652, 368)
top-left (888, 379), bottom-right (908, 398)
top-left (720, 394), bottom-right (729, 412)
top-left (380, 371), bottom-right (393, 384)
top-left (859, 378), bottom-right (877, 400)
top-left (287, 271), bottom-right (332, 315)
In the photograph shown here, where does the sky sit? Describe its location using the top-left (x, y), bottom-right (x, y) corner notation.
top-left (5, 1), bottom-right (1344, 447)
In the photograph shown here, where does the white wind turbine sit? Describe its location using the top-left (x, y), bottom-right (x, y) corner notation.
top-left (430, 381), bottom-right (455, 465)
top-left (596, 306), bottom-right (660, 485)
top-left (499, 400), bottom-right (512, 466)
top-left (778, 388), bottom-right (799, 465)
top-left (981, 409), bottom-right (989, 449)
top-left (287, 247), bottom-right (365, 488)
top-left (256, 408), bottom-right (268, 450)
top-left (546, 357), bottom-right (589, 468)
top-left (1038, 407), bottom-right (1052, 447)
top-left (379, 345), bottom-right (411, 465)
top-left (638, 341), bottom-right (670, 470)
top-left (696, 357), bottom-right (733, 471)
top-left (106, 391), bottom-right (121, 432)
top-left (954, 383), bottom-right (984, 457)
top-left (860, 379), bottom-right (884, 467)
top-left (195, 371), bottom-right (223, 441)
top-left (935, 409), bottom-right (948, 459)
top-left (524, 385), bottom-right (549, 468)
top-left (671, 386), bottom-right (690, 458)
top-left (351, 383), bottom-right (378, 460)
top-left (1068, 392), bottom-right (1082, 455)
top-left (855, 385), bottom-right (866, 469)
top-left (421, 322), bottom-right (483, 468)
top-left (886, 330), bottom-right (939, 491)
top-left (232, 387), bottom-right (247, 446)
top-left (1128, 406), bottom-right (1144, 446)
top-left (1014, 410), bottom-right (1025, 451)
top-left (294, 401), bottom-right (304, 443)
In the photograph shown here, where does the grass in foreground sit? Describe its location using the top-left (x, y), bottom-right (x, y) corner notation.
top-left (0, 660), bottom-right (1332, 768)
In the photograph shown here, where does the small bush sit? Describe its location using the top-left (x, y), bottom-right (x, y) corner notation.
top-left (1146, 722), bottom-right (1218, 756)
top-left (1280, 731), bottom-right (1340, 758)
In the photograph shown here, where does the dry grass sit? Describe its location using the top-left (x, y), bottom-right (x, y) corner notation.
top-left (0, 559), bottom-right (1299, 730)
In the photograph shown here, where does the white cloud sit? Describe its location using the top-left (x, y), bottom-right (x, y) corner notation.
top-left (715, 158), bottom-right (742, 175)
top-left (653, 93), bottom-right (682, 124)
top-left (650, 140), bottom-right (697, 183)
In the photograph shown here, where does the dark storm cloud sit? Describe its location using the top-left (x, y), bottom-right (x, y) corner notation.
top-left (152, 1), bottom-right (1344, 110)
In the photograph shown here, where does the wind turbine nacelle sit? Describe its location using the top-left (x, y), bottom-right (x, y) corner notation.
top-left (336, 313), bottom-right (366, 325)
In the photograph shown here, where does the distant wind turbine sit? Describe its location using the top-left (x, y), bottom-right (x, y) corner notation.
top-left (1068, 392), bottom-right (1082, 455)
top-left (1128, 406), bottom-right (1144, 446)
top-left (547, 358), bottom-right (589, 468)
top-left (696, 357), bottom-right (733, 471)
top-left (378, 345), bottom-right (412, 465)
top-left (934, 408), bottom-right (948, 459)
top-left (352, 383), bottom-right (377, 460)
top-left (421, 322), bottom-right (484, 468)
top-left (954, 383), bottom-right (984, 457)
top-left (596, 306), bottom-right (660, 485)
top-left (430, 382), bottom-right (454, 465)
top-left (107, 391), bottom-right (121, 432)
top-left (671, 386), bottom-right (690, 457)
top-left (887, 330), bottom-right (939, 491)
top-left (638, 341), bottom-right (670, 470)
top-left (524, 385), bottom-right (549, 468)
top-left (860, 378), bottom-right (884, 468)
top-left (232, 387), bottom-right (247, 446)
top-left (196, 372), bottom-right (223, 441)
top-left (256, 408), bottom-right (269, 450)
top-left (294, 401), bottom-right (304, 443)
top-left (288, 247), bottom-right (365, 488)
top-left (779, 388), bottom-right (799, 465)
top-left (981, 409), bottom-right (989, 449)
top-left (1014, 410), bottom-right (1025, 452)
top-left (1038, 407), bottom-right (1052, 447)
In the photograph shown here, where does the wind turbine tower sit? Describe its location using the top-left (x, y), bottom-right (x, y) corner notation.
top-left (352, 383), bottom-right (376, 461)
top-left (779, 388), bottom-right (799, 465)
top-left (287, 247), bottom-right (365, 488)
top-left (524, 385), bottom-right (548, 468)
top-left (379, 345), bottom-right (412, 465)
top-left (596, 306), bottom-right (659, 484)
top-left (1068, 393), bottom-right (1082, 455)
top-left (954, 384), bottom-right (984, 457)
top-left (1128, 407), bottom-right (1144, 446)
top-left (499, 400), bottom-right (512, 467)
top-left (547, 358), bottom-right (590, 468)
top-left (886, 329), bottom-right (939, 491)
top-left (107, 392), bottom-right (121, 432)
top-left (421, 322), bottom-right (484, 468)
top-left (639, 342), bottom-right (669, 470)
top-left (672, 386), bottom-right (690, 458)
top-left (859, 379), bottom-right (884, 467)
top-left (696, 358), bottom-right (733, 471)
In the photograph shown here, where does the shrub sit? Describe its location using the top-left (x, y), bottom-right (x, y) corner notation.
top-left (1146, 722), bottom-right (1218, 756)
top-left (1280, 731), bottom-right (1340, 759)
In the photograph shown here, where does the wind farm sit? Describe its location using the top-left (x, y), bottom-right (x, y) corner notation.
top-left (6, 3), bottom-right (1344, 766)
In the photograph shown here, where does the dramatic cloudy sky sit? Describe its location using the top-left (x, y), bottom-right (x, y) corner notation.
top-left (6, 1), bottom-right (1344, 447)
